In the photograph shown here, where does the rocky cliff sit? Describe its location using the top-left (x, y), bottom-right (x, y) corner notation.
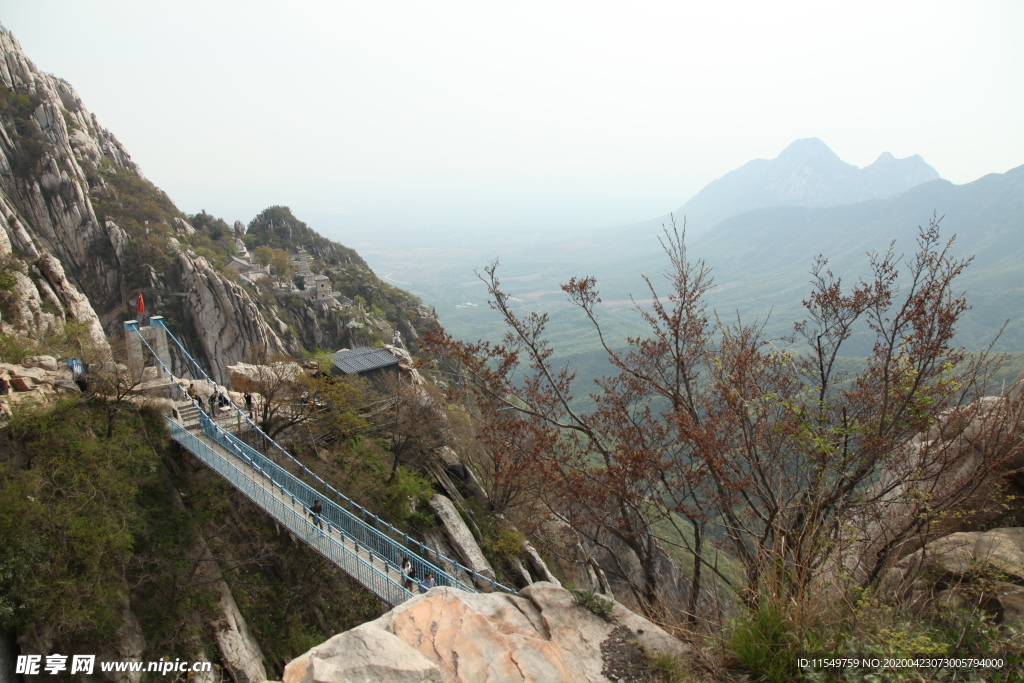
top-left (0, 24), bottom-right (432, 382)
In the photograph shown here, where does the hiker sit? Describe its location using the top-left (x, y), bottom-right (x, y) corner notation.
top-left (419, 573), bottom-right (436, 593)
top-left (309, 499), bottom-right (323, 530)
top-left (401, 557), bottom-right (416, 590)
top-left (187, 383), bottom-right (197, 402)
top-left (218, 392), bottom-right (230, 410)
top-left (244, 393), bottom-right (253, 418)
top-left (208, 390), bottom-right (218, 416)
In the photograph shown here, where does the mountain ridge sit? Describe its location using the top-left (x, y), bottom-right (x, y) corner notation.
top-left (662, 137), bottom-right (941, 239)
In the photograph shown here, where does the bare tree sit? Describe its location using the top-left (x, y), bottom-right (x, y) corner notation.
top-left (232, 347), bottom-right (322, 440)
top-left (84, 334), bottom-right (150, 438)
top-left (371, 373), bottom-right (451, 482)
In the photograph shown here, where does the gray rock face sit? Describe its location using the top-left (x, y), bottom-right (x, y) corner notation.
top-left (97, 601), bottom-right (146, 683)
top-left (283, 583), bottom-right (690, 683)
top-left (177, 252), bottom-right (286, 384)
top-left (189, 529), bottom-right (268, 683)
top-left (0, 28), bottom-right (132, 318)
top-left (0, 208), bottom-right (106, 351)
top-left (0, 25), bottom-right (292, 380)
top-left (882, 528), bottom-right (1024, 598)
top-left (835, 377), bottom-right (1024, 586)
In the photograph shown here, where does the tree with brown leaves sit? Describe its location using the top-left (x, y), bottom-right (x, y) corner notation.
top-left (424, 217), bottom-right (1022, 620)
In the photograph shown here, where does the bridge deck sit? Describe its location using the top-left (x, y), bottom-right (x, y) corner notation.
top-left (167, 412), bottom-right (415, 605)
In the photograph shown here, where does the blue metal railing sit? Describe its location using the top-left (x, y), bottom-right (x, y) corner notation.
top-left (196, 412), bottom-right (479, 593)
top-left (165, 418), bottom-right (412, 605)
top-left (127, 319), bottom-right (517, 596)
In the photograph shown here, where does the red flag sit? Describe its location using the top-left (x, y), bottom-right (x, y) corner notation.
top-left (136, 292), bottom-right (145, 315)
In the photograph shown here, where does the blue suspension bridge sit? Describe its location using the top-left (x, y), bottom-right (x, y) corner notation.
top-left (123, 317), bottom-right (516, 607)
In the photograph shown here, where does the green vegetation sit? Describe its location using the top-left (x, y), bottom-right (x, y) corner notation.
top-left (0, 84), bottom-right (50, 179)
top-left (0, 399), bottom-right (167, 641)
top-left (572, 589), bottom-right (615, 619)
top-left (0, 393), bottom-right (389, 673)
top-left (0, 253), bottom-right (24, 327)
top-left (246, 206), bottom-right (365, 267)
top-left (650, 653), bottom-right (689, 682)
top-left (727, 591), bottom-right (1024, 682)
top-left (88, 162), bottom-right (182, 290)
top-left (0, 319), bottom-right (95, 365)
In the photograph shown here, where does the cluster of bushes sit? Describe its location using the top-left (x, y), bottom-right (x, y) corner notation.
top-left (0, 399), bottom-right (169, 641)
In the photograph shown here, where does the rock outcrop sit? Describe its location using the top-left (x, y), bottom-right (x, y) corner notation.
top-left (176, 252), bottom-right (286, 384)
top-left (428, 494), bottom-right (495, 586)
top-left (0, 28), bottom-right (132, 320)
top-left (0, 25), bottom-right (298, 381)
top-left (837, 371), bottom-right (1024, 585)
top-left (282, 582), bottom-right (690, 683)
top-left (880, 527), bottom-right (1024, 632)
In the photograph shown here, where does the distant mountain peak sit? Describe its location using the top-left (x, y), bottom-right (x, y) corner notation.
top-left (777, 137), bottom-right (842, 163)
top-left (673, 139), bottom-right (941, 237)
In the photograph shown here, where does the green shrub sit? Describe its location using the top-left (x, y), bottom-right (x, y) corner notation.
top-left (483, 526), bottom-right (526, 564)
top-left (651, 653), bottom-right (689, 682)
top-left (729, 604), bottom-right (801, 683)
top-left (572, 589), bottom-right (614, 619)
top-left (0, 333), bottom-right (35, 363)
top-left (380, 465), bottom-right (436, 524)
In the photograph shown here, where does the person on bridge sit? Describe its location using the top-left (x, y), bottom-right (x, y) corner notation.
top-left (187, 383), bottom-right (197, 403)
top-left (244, 393), bottom-right (253, 418)
top-left (309, 500), bottom-right (323, 530)
top-left (209, 390), bottom-right (218, 416)
top-left (401, 557), bottom-right (416, 590)
top-left (419, 573), bottom-right (436, 593)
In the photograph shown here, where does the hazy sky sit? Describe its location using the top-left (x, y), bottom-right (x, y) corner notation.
top-left (3, 1), bottom-right (1023, 239)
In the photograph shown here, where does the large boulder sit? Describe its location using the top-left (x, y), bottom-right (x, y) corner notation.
top-left (21, 355), bottom-right (58, 372)
top-left (178, 252), bottom-right (288, 384)
top-left (226, 361), bottom-right (302, 393)
top-left (836, 377), bottom-right (1024, 585)
top-left (282, 583), bottom-right (690, 683)
top-left (881, 528), bottom-right (1024, 597)
top-left (880, 527), bottom-right (1024, 631)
